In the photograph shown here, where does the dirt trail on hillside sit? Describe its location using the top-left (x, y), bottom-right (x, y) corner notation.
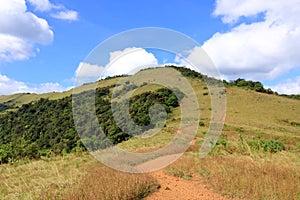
top-left (139, 137), bottom-right (230, 200)
top-left (145, 170), bottom-right (229, 200)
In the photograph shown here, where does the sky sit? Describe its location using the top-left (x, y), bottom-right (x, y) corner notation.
top-left (0, 0), bottom-right (300, 95)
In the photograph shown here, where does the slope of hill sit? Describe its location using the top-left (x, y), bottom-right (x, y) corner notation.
top-left (0, 66), bottom-right (299, 199)
top-left (0, 86), bottom-right (183, 163)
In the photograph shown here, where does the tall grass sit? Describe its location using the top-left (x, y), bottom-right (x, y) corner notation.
top-left (0, 153), bottom-right (159, 200)
top-left (63, 163), bottom-right (159, 200)
top-left (0, 154), bottom-right (91, 199)
top-left (167, 153), bottom-right (300, 200)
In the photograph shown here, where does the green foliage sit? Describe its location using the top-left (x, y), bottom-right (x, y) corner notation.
top-left (166, 65), bottom-right (224, 87)
top-left (0, 84), bottom-right (182, 163)
top-left (225, 78), bottom-right (270, 93)
top-left (247, 139), bottom-right (286, 153)
top-left (0, 96), bottom-right (80, 163)
top-left (279, 119), bottom-right (300, 127)
top-left (0, 103), bottom-right (11, 112)
top-left (167, 65), bottom-right (204, 79)
top-left (279, 94), bottom-right (300, 100)
top-left (199, 121), bottom-right (205, 127)
top-left (290, 121), bottom-right (300, 127)
top-left (216, 139), bottom-right (227, 147)
top-left (224, 78), bottom-right (300, 99)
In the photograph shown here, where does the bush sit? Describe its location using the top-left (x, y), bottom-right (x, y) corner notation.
top-left (199, 121), bottom-right (205, 127)
top-left (291, 121), bottom-right (300, 127)
top-left (248, 139), bottom-right (285, 153)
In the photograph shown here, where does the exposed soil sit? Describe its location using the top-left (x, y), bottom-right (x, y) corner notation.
top-left (145, 170), bottom-right (229, 200)
top-left (140, 136), bottom-right (230, 200)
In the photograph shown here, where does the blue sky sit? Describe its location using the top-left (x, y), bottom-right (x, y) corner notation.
top-left (0, 0), bottom-right (300, 94)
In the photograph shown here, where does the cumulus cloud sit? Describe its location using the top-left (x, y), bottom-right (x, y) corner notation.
top-left (0, 34), bottom-right (34, 61)
top-left (0, 0), bottom-right (53, 61)
top-left (0, 74), bottom-right (66, 95)
top-left (0, 0), bottom-right (78, 62)
top-left (269, 76), bottom-right (300, 94)
top-left (202, 0), bottom-right (300, 80)
top-left (106, 47), bottom-right (158, 75)
top-left (51, 10), bottom-right (78, 21)
top-left (76, 48), bottom-right (158, 84)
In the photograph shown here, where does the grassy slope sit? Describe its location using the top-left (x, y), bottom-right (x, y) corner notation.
top-left (117, 76), bottom-right (300, 199)
top-left (165, 80), bottom-right (300, 199)
top-left (0, 78), bottom-right (120, 107)
top-left (0, 70), bottom-right (299, 199)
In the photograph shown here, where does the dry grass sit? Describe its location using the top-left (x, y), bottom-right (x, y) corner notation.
top-left (63, 163), bottom-right (159, 200)
top-left (0, 153), bottom-right (93, 199)
top-left (167, 152), bottom-right (300, 200)
top-left (0, 153), bottom-right (159, 200)
top-left (200, 155), bottom-right (300, 200)
top-left (117, 130), bottom-right (175, 153)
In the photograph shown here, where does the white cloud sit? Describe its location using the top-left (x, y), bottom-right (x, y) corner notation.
top-left (0, 34), bottom-right (34, 61)
top-left (202, 0), bottom-right (300, 80)
top-left (0, 74), bottom-right (66, 95)
top-left (0, 0), bottom-right (78, 62)
top-left (27, 0), bottom-right (78, 21)
top-left (106, 47), bottom-right (158, 75)
top-left (0, 0), bottom-right (53, 62)
top-left (269, 77), bottom-right (300, 95)
top-left (51, 10), bottom-right (78, 21)
top-left (76, 48), bottom-right (159, 84)
top-left (213, 0), bottom-right (269, 24)
top-left (174, 46), bottom-right (221, 78)
top-left (32, 82), bottom-right (67, 93)
top-left (75, 62), bottom-right (103, 84)
top-left (76, 62), bottom-right (103, 78)
top-left (27, 0), bottom-right (53, 12)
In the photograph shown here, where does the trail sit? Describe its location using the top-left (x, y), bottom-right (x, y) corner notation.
top-left (136, 137), bottom-right (230, 200)
top-left (145, 169), bottom-right (229, 200)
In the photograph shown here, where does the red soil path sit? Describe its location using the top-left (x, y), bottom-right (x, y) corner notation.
top-left (145, 170), bottom-right (229, 200)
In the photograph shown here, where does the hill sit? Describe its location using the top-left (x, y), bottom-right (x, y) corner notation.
top-left (0, 66), bottom-right (299, 199)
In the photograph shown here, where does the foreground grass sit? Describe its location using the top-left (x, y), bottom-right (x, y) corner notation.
top-left (0, 153), bottom-right (159, 199)
top-left (0, 154), bottom-right (91, 199)
top-left (167, 147), bottom-right (300, 200)
top-left (63, 163), bottom-right (159, 200)
top-left (167, 120), bottom-right (300, 199)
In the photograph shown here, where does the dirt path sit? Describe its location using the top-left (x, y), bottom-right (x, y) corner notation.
top-left (140, 136), bottom-right (230, 200)
top-left (145, 170), bottom-right (229, 200)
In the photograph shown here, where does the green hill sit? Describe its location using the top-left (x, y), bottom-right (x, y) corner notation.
top-left (0, 66), bottom-right (299, 199)
top-left (0, 66), bottom-right (299, 162)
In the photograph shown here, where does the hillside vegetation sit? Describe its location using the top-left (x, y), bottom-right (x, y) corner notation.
top-left (0, 82), bottom-right (182, 163)
top-left (0, 66), bottom-right (299, 199)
